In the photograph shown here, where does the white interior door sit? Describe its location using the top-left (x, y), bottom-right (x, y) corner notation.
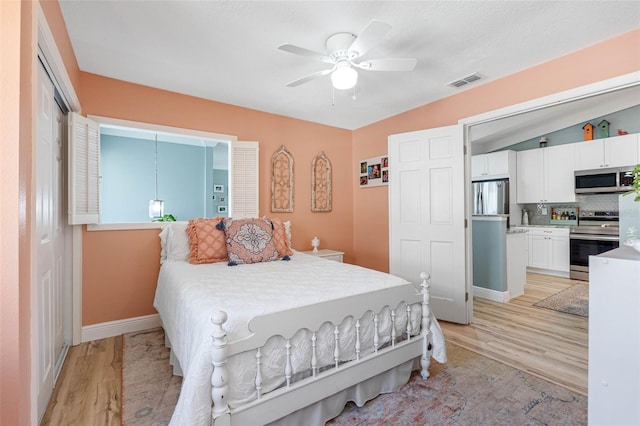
top-left (389, 125), bottom-right (469, 324)
top-left (36, 60), bottom-right (56, 420)
top-left (36, 60), bottom-right (71, 422)
top-left (53, 98), bottom-right (71, 379)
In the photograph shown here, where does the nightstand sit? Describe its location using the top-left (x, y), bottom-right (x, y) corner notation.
top-left (303, 249), bottom-right (344, 263)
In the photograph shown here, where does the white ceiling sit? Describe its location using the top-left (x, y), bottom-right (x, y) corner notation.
top-left (58, 1), bottom-right (640, 130)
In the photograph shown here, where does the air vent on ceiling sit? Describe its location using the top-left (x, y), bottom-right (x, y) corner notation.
top-left (447, 72), bottom-right (483, 88)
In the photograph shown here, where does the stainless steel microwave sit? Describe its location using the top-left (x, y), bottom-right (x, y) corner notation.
top-left (574, 166), bottom-right (635, 194)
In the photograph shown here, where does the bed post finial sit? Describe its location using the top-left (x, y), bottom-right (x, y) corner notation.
top-left (211, 311), bottom-right (230, 423)
top-left (419, 272), bottom-right (432, 379)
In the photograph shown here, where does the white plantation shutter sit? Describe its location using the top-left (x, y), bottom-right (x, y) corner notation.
top-left (68, 112), bottom-right (100, 224)
top-left (231, 141), bottom-right (259, 218)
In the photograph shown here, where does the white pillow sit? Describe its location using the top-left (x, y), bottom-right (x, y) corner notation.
top-left (283, 220), bottom-right (292, 246)
top-left (159, 225), bottom-right (170, 264)
top-left (159, 222), bottom-right (191, 263)
top-left (167, 222), bottom-right (191, 262)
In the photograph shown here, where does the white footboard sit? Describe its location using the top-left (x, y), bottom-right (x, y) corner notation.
top-left (211, 273), bottom-right (433, 426)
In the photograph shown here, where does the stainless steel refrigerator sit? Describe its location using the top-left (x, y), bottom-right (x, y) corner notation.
top-left (472, 178), bottom-right (509, 216)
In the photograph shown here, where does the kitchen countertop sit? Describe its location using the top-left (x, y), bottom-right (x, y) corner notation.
top-left (512, 224), bottom-right (573, 229)
top-left (507, 228), bottom-right (528, 234)
top-left (472, 215), bottom-right (508, 221)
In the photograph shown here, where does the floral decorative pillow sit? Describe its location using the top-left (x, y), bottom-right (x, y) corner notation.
top-left (219, 218), bottom-right (279, 265)
top-left (187, 217), bottom-right (228, 264)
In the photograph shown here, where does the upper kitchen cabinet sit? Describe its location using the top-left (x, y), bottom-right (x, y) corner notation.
top-left (471, 150), bottom-right (515, 180)
top-left (517, 143), bottom-right (576, 204)
top-left (576, 133), bottom-right (640, 170)
top-left (516, 148), bottom-right (543, 203)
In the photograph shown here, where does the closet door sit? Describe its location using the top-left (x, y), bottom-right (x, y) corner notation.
top-left (35, 60), bottom-right (56, 421)
top-left (388, 125), bottom-right (469, 324)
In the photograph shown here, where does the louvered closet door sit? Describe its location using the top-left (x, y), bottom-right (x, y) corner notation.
top-left (231, 141), bottom-right (259, 218)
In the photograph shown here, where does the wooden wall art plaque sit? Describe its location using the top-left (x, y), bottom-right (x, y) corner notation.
top-left (311, 151), bottom-right (332, 212)
top-left (271, 146), bottom-right (294, 212)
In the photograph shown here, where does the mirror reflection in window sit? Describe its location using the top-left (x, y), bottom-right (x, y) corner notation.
top-left (99, 126), bottom-right (229, 223)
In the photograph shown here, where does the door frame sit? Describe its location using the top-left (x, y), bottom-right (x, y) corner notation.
top-left (32, 6), bottom-right (83, 425)
top-left (458, 71), bottom-right (640, 317)
top-left (37, 3), bottom-right (82, 345)
top-left (460, 72), bottom-right (640, 134)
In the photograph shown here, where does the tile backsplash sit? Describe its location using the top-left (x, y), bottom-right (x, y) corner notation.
top-left (521, 193), bottom-right (619, 225)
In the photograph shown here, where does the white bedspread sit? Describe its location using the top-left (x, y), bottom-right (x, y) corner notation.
top-left (153, 251), bottom-right (446, 426)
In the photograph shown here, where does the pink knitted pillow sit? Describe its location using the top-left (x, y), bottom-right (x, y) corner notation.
top-left (187, 217), bottom-right (228, 264)
top-left (267, 217), bottom-right (293, 258)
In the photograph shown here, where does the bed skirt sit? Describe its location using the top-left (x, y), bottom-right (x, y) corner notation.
top-left (165, 332), bottom-right (415, 425)
top-left (266, 359), bottom-right (414, 425)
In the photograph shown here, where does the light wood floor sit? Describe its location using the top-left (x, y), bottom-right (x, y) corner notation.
top-left (441, 272), bottom-right (588, 395)
top-left (41, 335), bottom-right (122, 426)
top-left (42, 272), bottom-right (587, 424)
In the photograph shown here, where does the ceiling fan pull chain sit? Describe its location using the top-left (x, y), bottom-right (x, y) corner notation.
top-left (352, 86), bottom-right (357, 101)
top-left (331, 85), bottom-right (335, 107)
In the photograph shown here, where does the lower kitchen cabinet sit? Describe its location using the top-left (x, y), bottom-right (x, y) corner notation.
top-left (527, 227), bottom-right (570, 276)
top-left (588, 247), bottom-right (640, 425)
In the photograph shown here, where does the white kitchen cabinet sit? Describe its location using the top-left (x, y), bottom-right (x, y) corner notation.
top-left (471, 150), bottom-right (512, 180)
top-left (516, 149), bottom-right (543, 204)
top-left (588, 247), bottom-right (640, 426)
top-left (576, 133), bottom-right (639, 170)
top-left (516, 144), bottom-right (576, 204)
top-left (526, 227), bottom-right (570, 275)
top-left (545, 144), bottom-right (577, 203)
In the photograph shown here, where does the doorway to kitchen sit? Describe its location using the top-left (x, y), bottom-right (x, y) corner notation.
top-left (440, 272), bottom-right (588, 395)
top-left (461, 72), bottom-right (640, 323)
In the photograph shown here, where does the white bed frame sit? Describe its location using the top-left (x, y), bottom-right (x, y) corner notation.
top-left (209, 273), bottom-right (433, 425)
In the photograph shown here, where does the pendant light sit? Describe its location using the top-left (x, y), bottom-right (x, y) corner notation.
top-left (148, 133), bottom-right (164, 219)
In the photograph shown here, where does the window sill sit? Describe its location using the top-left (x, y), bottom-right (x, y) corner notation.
top-left (86, 222), bottom-right (177, 231)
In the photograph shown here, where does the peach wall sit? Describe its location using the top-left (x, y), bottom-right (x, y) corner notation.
top-left (39, 0), bottom-right (80, 91)
top-left (78, 73), bottom-right (353, 325)
top-left (0, 1), bottom-right (36, 423)
top-left (351, 29), bottom-right (640, 272)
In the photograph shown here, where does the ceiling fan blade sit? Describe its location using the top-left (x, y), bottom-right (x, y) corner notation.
top-left (285, 68), bottom-right (335, 87)
top-left (278, 44), bottom-right (334, 64)
top-left (349, 20), bottom-right (392, 59)
top-left (354, 58), bottom-right (417, 71)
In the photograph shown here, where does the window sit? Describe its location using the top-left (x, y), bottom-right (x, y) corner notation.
top-left (69, 114), bottom-right (259, 227)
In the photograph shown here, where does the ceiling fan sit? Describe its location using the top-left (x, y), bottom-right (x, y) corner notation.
top-left (278, 20), bottom-right (417, 90)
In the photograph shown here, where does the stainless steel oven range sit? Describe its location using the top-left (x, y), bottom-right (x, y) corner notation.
top-left (569, 210), bottom-right (619, 281)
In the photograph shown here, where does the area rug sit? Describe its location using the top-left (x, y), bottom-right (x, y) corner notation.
top-left (534, 284), bottom-right (589, 317)
top-left (123, 328), bottom-right (587, 425)
top-left (122, 328), bottom-right (181, 425)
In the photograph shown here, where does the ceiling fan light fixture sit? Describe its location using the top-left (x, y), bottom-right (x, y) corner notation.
top-left (331, 61), bottom-right (358, 90)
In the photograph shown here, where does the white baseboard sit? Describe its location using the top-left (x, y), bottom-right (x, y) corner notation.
top-left (473, 286), bottom-right (511, 303)
top-left (526, 267), bottom-right (570, 279)
top-left (81, 313), bottom-right (162, 343)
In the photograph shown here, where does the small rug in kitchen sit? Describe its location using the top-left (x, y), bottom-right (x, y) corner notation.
top-left (534, 284), bottom-right (589, 317)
